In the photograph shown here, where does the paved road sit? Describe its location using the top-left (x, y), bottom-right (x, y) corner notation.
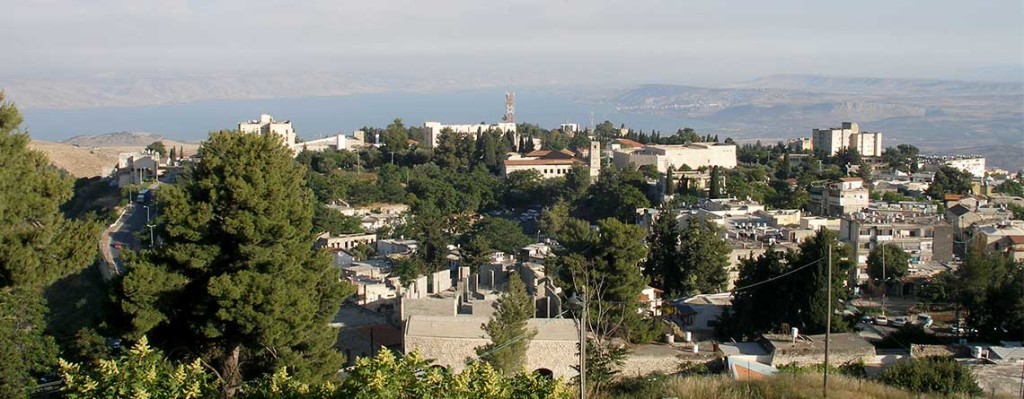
top-left (99, 179), bottom-right (167, 279)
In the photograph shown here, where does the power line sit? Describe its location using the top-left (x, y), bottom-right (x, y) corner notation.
top-left (730, 257), bottom-right (823, 293)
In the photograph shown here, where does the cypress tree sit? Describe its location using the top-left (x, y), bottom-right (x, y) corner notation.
top-left (708, 166), bottom-right (722, 199)
top-left (477, 272), bottom-right (536, 374)
top-left (665, 166), bottom-right (676, 195)
top-left (675, 220), bottom-right (730, 296)
top-left (115, 131), bottom-right (352, 397)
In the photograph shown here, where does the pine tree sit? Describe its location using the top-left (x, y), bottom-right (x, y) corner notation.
top-left (643, 213), bottom-right (679, 289)
top-left (115, 131), bottom-right (352, 398)
top-left (477, 272), bottom-right (536, 374)
top-left (0, 93), bottom-right (99, 397)
top-left (168, 147), bottom-right (176, 163)
top-left (675, 220), bottom-right (730, 296)
top-left (790, 229), bottom-right (852, 334)
top-left (723, 247), bottom-right (792, 338)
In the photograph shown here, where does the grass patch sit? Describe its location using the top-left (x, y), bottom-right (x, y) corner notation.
top-left (600, 372), bottom-right (979, 399)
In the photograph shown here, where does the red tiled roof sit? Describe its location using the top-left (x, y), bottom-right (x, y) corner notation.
top-left (504, 159), bottom-right (581, 166)
top-left (617, 138), bottom-right (644, 148)
top-left (945, 194), bottom-right (963, 201)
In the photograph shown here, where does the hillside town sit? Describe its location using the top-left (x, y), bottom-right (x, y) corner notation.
top-left (1, 85), bottom-right (1023, 399)
top-left (62, 106), bottom-right (1020, 397)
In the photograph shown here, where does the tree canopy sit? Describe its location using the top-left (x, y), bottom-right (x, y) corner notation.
top-left (477, 272), bottom-right (536, 374)
top-left (115, 131), bottom-right (352, 397)
top-left (0, 92), bottom-right (99, 397)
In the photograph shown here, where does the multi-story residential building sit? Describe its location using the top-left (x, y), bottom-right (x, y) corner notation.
top-left (422, 121), bottom-right (517, 148)
top-left (972, 221), bottom-right (1024, 262)
top-left (840, 213), bottom-right (953, 286)
top-left (612, 143), bottom-right (737, 173)
top-left (501, 142), bottom-right (601, 180)
top-left (808, 177), bottom-right (871, 217)
top-left (115, 152), bottom-right (160, 187)
top-left (757, 209), bottom-right (802, 227)
top-left (811, 122), bottom-right (883, 157)
top-left (945, 203), bottom-right (1011, 241)
top-left (239, 114), bottom-right (354, 154)
top-left (559, 123), bottom-right (580, 133)
top-left (787, 137), bottom-right (813, 152)
top-left (920, 155), bottom-right (987, 178)
top-left (239, 114), bottom-right (297, 148)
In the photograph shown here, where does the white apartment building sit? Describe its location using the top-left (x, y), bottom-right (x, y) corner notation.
top-left (612, 143), bottom-right (737, 173)
top-left (422, 121), bottom-right (517, 148)
top-left (921, 156), bottom-right (987, 178)
top-left (812, 122), bottom-right (883, 157)
top-left (808, 177), bottom-right (871, 217)
top-left (840, 214), bottom-right (953, 286)
top-left (239, 114), bottom-right (355, 154)
top-left (239, 114), bottom-right (297, 148)
top-left (559, 123), bottom-right (580, 133)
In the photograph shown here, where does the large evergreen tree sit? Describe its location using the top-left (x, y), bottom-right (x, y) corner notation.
top-left (866, 243), bottom-right (910, 284)
top-left (643, 213), bottom-right (679, 290)
top-left (0, 93), bottom-right (99, 398)
top-left (722, 247), bottom-right (794, 338)
top-left (559, 218), bottom-right (653, 343)
top-left (115, 131), bottom-right (352, 397)
top-left (790, 229), bottom-right (853, 334)
top-left (477, 272), bottom-right (536, 374)
top-left (674, 220), bottom-right (730, 296)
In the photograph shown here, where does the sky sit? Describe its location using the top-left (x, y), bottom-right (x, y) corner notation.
top-left (2, 0), bottom-right (1022, 85)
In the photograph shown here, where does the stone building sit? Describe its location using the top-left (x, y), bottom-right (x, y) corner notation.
top-left (808, 177), bottom-right (870, 217)
top-left (423, 121), bottom-right (516, 149)
top-left (612, 143), bottom-right (737, 173)
top-left (403, 315), bottom-right (578, 378)
top-left (759, 332), bottom-right (875, 367)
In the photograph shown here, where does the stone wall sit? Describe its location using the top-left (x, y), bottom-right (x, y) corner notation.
top-left (404, 336), bottom-right (577, 379)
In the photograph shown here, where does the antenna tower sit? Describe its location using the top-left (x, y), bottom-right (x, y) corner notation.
top-left (503, 92), bottom-right (515, 123)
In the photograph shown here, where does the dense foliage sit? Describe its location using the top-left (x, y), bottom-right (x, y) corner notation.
top-left (878, 356), bottom-right (982, 396)
top-left (722, 230), bottom-right (853, 338)
top-left (477, 272), bottom-right (536, 374)
top-left (0, 93), bottom-right (100, 398)
top-left (115, 131), bottom-right (353, 397)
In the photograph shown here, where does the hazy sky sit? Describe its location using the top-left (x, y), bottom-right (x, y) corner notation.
top-left (3, 0), bottom-right (1022, 84)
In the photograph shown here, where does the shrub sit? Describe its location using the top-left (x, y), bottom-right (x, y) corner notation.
top-left (878, 356), bottom-right (982, 396)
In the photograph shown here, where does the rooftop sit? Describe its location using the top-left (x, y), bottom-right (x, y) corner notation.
top-left (404, 315), bottom-right (577, 341)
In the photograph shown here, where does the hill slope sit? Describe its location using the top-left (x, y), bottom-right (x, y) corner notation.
top-left (30, 132), bottom-right (200, 178)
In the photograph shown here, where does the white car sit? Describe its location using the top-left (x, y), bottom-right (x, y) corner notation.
top-left (873, 316), bottom-right (888, 325)
top-left (890, 317), bottom-right (908, 327)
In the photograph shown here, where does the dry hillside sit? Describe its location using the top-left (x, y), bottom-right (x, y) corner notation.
top-left (29, 134), bottom-right (200, 178)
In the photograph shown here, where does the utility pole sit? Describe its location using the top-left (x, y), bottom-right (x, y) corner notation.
top-left (580, 293), bottom-right (587, 399)
top-left (824, 244), bottom-right (832, 398)
top-left (882, 244), bottom-right (886, 317)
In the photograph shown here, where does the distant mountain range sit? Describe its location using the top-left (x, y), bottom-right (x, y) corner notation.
top-left (600, 75), bottom-right (1023, 169)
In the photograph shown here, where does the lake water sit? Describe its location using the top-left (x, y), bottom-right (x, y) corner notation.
top-left (21, 88), bottom-right (712, 142)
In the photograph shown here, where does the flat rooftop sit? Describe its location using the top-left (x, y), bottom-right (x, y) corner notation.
top-left (405, 315), bottom-right (577, 341)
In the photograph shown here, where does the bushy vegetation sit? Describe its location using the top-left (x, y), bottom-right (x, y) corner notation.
top-left (878, 356), bottom-right (983, 397)
top-left (601, 372), bottom-right (950, 399)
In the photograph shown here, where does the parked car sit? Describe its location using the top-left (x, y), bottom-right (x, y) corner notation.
top-left (873, 316), bottom-right (888, 325)
top-left (916, 314), bottom-right (934, 328)
top-left (891, 317), bottom-right (908, 327)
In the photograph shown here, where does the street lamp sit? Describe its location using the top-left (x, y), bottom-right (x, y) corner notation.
top-left (567, 292), bottom-right (586, 399)
top-left (146, 224), bottom-right (155, 248)
top-left (142, 205), bottom-right (151, 224)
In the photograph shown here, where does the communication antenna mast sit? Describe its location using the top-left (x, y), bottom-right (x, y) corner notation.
top-left (503, 92), bottom-right (516, 123)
